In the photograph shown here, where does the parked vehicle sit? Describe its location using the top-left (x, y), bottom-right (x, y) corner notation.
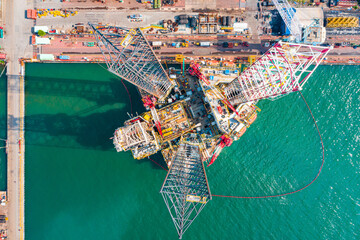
top-left (199, 42), bottom-right (211, 47)
top-left (58, 55), bottom-right (70, 60)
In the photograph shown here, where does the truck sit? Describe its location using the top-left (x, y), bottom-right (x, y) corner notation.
top-left (198, 42), bottom-right (211, 47)
top-left (152, 41), bottom-right (162, 47)
top-left (58, 55), bottom-right (70, 60)
top-left (26, 9), bottom-right (37, 20)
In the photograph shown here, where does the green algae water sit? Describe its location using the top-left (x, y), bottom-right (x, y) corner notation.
top-left (0, 65), bottom-right (7, 191)
top-left (25, 63), bottom-right (359, 240)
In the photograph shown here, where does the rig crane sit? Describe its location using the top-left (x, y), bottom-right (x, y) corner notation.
top-left (207, 135), bottom-right (233, 167)
top-left (142, 95), bottom-right (163, 138)
top-left (188, 63), bottom-right (241, 118)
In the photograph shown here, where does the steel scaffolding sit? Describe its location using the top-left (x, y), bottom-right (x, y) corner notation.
top-left (89, 23), bottom-right (175, 100)
top-left (225, 42), bottom-right (331, 105)
top-left (160, 143), bottom-right (211, 239)
top-left (113, 122), bottom-right (154, 152)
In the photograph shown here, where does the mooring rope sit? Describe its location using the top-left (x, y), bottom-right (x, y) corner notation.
top-left (120, 79), bottom-right (133, 115)
top-left (148, 157), bottom-right (168, 171)
top-left (211, 91), bottom-right (325, 199)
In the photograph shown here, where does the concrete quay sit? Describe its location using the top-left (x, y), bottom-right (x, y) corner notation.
top-left (3, 0), bottom-right (34, 237)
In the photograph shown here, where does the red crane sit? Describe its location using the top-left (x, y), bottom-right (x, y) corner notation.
top-left (143, 95), bottom-right (163, 137)
top-left (207, 134), bottom-right (233, 167)
top-left (188, 63), bottom-right (242, 118)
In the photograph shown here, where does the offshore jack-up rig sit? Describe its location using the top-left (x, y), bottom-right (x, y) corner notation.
top-left (89, 22), bottom-right (331, 238)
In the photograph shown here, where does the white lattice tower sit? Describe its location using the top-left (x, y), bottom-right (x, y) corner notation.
top-left (89, 23), bottom-right (175, 100)
top-left (225, 42), bottom-right (331, 105)
top-left (160, 143), bottom-right (211, 239)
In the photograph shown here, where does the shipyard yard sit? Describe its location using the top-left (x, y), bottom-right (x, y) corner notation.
top-left (0, 0), bottom-right (359, 239)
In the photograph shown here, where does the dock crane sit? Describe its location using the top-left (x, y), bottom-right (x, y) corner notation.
top-left (272, 0), bottom-right (324, 44)
top-left (272, 0), bottom-right (303, 42)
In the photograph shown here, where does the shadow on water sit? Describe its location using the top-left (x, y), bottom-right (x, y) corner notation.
top-left (26, 109), bottom-right (129, 150)
top-left (25, 76), bottom-right (130, 107)
top-left (25, 72), bottom-right (146, 150)
top-left (24, 64), bottom-right (168, 169)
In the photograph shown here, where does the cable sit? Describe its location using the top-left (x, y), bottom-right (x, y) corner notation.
top-left (148, 157), bottom-right (168, 172)
top-left (120, 79), bottom-right (133, 115)
top-left (211, 91), bottom-right (325, 199)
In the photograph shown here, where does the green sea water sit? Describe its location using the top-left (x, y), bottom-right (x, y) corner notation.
top-left (0, 65), bottom-right (7, 191)
top-left (24, 63), bottom-right (359, 240)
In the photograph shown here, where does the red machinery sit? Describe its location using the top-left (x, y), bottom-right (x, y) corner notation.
top-left (143, 95), bottom-right (163, 137)
top-left (207, 135), bottom-right (233, 167)
top-left (188, 63), bottom-right (241, 118)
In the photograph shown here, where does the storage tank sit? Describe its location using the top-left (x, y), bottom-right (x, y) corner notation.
top-left (222, 16), bottom-right (227, 26)
top-left (190, 17), bottom-right (197, 28)
top-left (227, 16), bottom-right (232, 26)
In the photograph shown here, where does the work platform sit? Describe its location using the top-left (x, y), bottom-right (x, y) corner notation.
top-left (91, 22), bottom-right (331, 238)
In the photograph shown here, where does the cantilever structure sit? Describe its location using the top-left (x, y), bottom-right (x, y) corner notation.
top-left (160, 143), bottom-right (211, 239)
top-left (225, 42), bottom-right (331, 105)
top-left (89, 23), bottom-right (175, 100)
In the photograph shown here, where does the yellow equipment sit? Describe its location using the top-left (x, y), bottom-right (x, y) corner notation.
top-left (248, 55), bottom-right (258, 65)
top-left (326, 17), bottom-right (359, 28)
top-left (175, 54), bottom-right (184, 63)
top-left (143, 113), bottom-right (151, 121)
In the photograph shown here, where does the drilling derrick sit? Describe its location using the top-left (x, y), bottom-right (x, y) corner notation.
top-left (225, 42), bottom-right (331, 106)
top-left (160, 143), bottom-right (211, 239)
top-left (89, 23), bottom-right (175, 100)
top-left (113, 121), bottom-right (160, 159)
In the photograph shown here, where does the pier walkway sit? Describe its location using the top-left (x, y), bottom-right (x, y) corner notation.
top-left (4, 0), bottom-right (33, 238)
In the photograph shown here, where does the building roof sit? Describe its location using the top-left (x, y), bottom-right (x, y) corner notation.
top-left (33, 26), bottom-right (49, 33)
top-left (35, 37), bottom-right (50, 45)
top-left (38, 54), bottom-right (55, 61)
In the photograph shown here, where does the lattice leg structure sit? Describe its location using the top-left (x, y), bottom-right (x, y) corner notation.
top-left (224, 42), bottom-right (331, 106)
top-left (89, 23), bottom-right (174, 100)
top-left (160, 143), bottom-right (211, 239)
